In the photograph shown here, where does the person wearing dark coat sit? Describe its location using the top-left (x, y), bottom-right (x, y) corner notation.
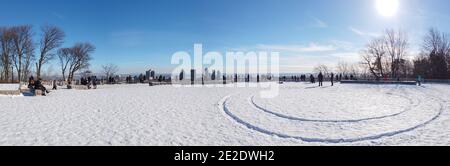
top-left (92, 76), bottom-right (97, 89)
top-left (80, 77), bottom-right (86, 85)
top-left (318, 72), bottom-right (324, 87)
top-left (28, 76), bottom-right (35, 89)
top-left (330, 73), bottom-right (334, 86)
top-left (34, 79), bottom-right (50, 96)
top-left (223, 75), bottom-right (227, 85)
top-left (201, 75), bottom-right (204, 85)
top-left (310, 74), bottom-right (315, 84)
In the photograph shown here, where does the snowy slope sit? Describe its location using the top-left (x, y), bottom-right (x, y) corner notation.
top-left (0, 83), bottom-right (449, 145)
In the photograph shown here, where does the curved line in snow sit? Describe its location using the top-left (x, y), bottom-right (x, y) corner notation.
top-left (219, 91), bottom-right (443, 143)
top-left (249, 92), bottom-right (418, 123)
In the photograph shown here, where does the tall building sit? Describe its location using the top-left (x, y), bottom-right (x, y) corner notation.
top-left (146, 69), bottom-right (156, 80)
top-left (204, 68), bottom-right (209, 79)
top-left (151, 70), bottom-right (155, 79)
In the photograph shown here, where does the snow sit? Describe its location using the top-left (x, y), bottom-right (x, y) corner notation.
top-left (0, 83), bottom-right (449, 145)
top-left (0, 84), bottom-right (19, 90)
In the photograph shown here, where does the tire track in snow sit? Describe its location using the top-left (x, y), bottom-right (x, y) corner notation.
top-left (219, 88), bottom-right (444, 143)
top-left (249, 91), bottom-right (418, 123)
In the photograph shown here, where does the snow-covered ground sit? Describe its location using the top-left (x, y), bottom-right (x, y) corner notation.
top-left (0, 83), bottom-right (449, 145)
top-left (0, 84), bottom-right (19, 90)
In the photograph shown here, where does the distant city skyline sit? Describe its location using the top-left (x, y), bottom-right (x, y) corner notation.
top-left (2, 0), bottom-right (450, 74)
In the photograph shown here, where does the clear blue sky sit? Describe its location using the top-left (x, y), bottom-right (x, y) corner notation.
top-left (1, 0), bottom-right (450, 74)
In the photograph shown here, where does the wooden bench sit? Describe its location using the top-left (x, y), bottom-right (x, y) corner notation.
top-left (0, 90), bottom-right (21, 95)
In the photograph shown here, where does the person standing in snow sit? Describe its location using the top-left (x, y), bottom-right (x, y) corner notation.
top-left (223, 75), bottom-right (227, 85)
top-left (330, 73), bottom-right (334, 86)
top-left (201, 75), bottom-right (204, 85)
top-left (52, 80), bottom-right (57, 90)
top-left (318, 72), bottom-right (324, 87)
top-left (417, 75), bottom-right (422, 86)
top-left (87, 76), bottom-right (92, 89)
top-left (92, 76), bottom-right (97, 89)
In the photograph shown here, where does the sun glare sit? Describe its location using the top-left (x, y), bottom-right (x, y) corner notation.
top-left (376, 0), bottom-right (399, 17)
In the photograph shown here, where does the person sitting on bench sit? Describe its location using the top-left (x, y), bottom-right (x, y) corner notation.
top-left (28, 76), bottom-right (35, 89)
top-left (35, 78), bottom-right (50, 96)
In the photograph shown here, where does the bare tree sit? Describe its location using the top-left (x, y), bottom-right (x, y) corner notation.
top-left (313, 64), bottom-right (331, 75)
top-left (67, 43), bottom-right (95, 83)
top-left (0, 27), bottom-right (14, 82)
top-left (36, 25), bottom-right (65, 79)
top-left (22, 47), bottom-right (35, 82)
top-left (384, 29), bottom-right (409, 78)
top-left (10, 25), bottom-right (35, 83)
top-left (360, 29), bottom-right (409, 80)
top-left (417, 28), bottom-right (450, 79)
top-left (102, 63), bottom-right (119, 79)
top-left (57, 48), bottom-right (72, 82)
top-left (349, 63), bottom-right (363, 77)
top-left (336, 61), bottom-right (350, 75)
top-left (360, 38), bottom-right (388, 80)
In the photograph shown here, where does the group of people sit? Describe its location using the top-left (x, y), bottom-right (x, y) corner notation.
top-left (308, 73), bottom-right (326, 86)
top-left (125, 74), bottom-right (146, 84)
top-left (308, 72), bottom-right (349, 87)
top-left (107, 76), bottom-right (117, 84)
top-left (80, 76), bottom-right (98, 89)
top-left (28, 76), bottom-right (51, 96)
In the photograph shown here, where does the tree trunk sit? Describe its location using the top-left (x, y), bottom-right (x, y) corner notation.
top-left (62, 72), bottom-right (66, 82)
top-left (36, 62), bottom-right (41, 79)
top-left (18, 60), bottom-right (21, 83)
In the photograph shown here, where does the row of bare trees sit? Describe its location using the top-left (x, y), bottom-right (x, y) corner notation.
top-left (360, 29), bottom-right (411, 80)
top-left (101, 63), bottom-right (119, 79)
top-left (413, 28), bottom-right (450, 79)
top-left (360, 28), bottom-right (450, 80)
top-left (0, 24), bottom-right (95, 83)
top-left (0, 25), bottom-right (35, 83)
top-left (57, 43), bottom-right (95, 83)
top-left (312, 62), bottom-right (366, 78)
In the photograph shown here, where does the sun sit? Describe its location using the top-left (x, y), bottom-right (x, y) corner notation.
top-left (376, 0), bottom-right (399, 17)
